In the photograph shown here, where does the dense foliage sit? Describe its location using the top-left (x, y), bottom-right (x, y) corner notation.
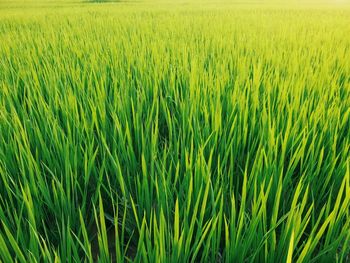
top-left (0, 2), bottom-right (349, 262)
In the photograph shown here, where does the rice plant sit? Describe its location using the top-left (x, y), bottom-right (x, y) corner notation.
top-left (0, 1), bottom-right (349, 262)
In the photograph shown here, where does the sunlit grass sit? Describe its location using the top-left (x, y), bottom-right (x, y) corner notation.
top-left (0, 1), bottom-right (349, 262)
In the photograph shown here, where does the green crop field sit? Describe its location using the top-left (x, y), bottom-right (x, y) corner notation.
top-left (0, 0), bottom-right (349, 262)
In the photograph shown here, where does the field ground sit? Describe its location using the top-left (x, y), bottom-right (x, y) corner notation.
top-left (0, 0), bottom-right (350, 262)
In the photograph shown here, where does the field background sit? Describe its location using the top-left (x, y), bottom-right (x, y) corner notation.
top-left (0, 0), bottom-right (350, 262)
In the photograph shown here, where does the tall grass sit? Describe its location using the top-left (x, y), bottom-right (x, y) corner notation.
top-left (0, 2), bottom-right (349, 262)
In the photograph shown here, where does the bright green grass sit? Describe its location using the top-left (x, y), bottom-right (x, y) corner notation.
top-left (0, 1), bottom-right (349, 262)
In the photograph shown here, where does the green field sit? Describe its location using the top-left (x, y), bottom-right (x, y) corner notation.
top-left (0, 1), bottom-right (350, 262)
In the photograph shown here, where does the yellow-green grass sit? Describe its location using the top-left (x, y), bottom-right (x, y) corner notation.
top-left (0, 1), bottom-right (349, 262)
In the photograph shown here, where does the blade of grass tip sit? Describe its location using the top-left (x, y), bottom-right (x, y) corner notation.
top-left (130, 195), bottom-right (140, 231)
